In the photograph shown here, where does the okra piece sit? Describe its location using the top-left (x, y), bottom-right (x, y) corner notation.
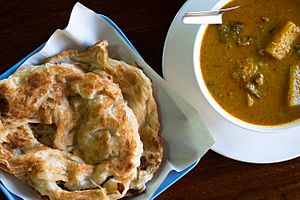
top-left (288, 65), bottom-right (300, 106)
top-left (266, 21), bottom-right (300, 60)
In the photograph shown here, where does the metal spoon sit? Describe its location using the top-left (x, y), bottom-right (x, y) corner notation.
top-left (182, 5), bottom-right (240, 25)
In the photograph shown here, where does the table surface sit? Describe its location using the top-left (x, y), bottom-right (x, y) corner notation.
top-left (1, 1), bottom-right (300, 200)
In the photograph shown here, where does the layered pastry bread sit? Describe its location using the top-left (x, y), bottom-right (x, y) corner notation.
top-left (0, 40), bottom-right (163, 200)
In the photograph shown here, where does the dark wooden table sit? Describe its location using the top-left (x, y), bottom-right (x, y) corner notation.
top-left (1, 1), bottom-right (300, 200)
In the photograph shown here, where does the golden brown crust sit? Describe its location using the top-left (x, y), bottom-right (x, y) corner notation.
top-left (43, 40), bottom-right (163, 193)
top-left (41, 50), bottom-right (78, 65)
top-left (105, 59), bottom-right (163, 192)
top-left (0, 62), bottom-right (143, 199)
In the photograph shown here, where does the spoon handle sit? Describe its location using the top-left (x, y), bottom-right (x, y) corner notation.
top-left (184, 5), bottom-right (240, 17)
top-left (182, 5), bottom-right (240, 25)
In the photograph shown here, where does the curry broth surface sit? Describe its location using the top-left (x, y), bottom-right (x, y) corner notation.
top-left (201, 0), bottom-right (300, 125)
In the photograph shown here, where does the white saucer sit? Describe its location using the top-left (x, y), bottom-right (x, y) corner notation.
top-left (162, 0), bottom-right (300, 163)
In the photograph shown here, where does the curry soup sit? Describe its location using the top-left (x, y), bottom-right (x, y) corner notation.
top-left (200, 0), bottom-right (300, 125)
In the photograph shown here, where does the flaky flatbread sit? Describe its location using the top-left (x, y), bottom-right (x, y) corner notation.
top-left (0, 63), bottom-right (143, 199)
top-left (44, 41), bottom-right (163, 193)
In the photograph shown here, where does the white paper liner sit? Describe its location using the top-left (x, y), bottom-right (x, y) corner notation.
top-left (0, 3), bottom-right (215, 199)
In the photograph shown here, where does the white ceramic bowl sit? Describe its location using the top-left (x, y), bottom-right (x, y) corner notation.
top-left (192, 0), bottom-right (300, 133)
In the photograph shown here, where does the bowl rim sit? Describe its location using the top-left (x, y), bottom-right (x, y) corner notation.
top-left (192, 0), bottom-right (300, 133)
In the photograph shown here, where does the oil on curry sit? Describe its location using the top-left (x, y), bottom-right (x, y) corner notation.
top-left (200, 0), bottom-right (300, 125)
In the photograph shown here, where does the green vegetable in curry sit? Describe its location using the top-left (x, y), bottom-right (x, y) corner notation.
top-left (201, 0), bottom-right (300, 126)
top-left (218, 22), bottom-right (245, 43)
top-left (266, 21), bottom-right (300, 60)
top-left (288, 65), bottom-right (300, 107)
